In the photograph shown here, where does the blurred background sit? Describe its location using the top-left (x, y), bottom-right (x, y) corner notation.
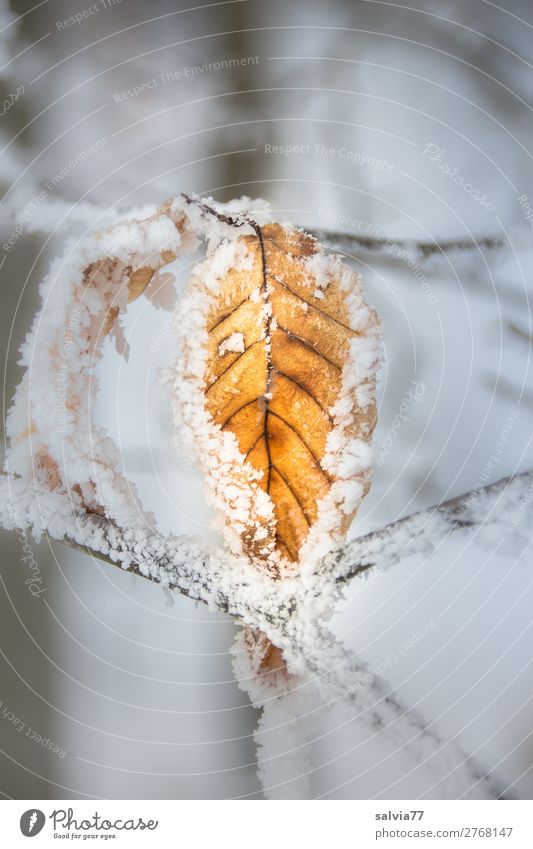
top-left (1, 0), bottom-right (533, 799)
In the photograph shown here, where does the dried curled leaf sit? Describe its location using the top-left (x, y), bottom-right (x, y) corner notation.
top-left (5, 196), bottom-right (205, 531)
top-left (173, 222), bottom-right (381, 574)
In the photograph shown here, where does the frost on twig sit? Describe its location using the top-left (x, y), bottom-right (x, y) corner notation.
top-left (0, 474), bottom-right (296, 637)
top-left (319, 470), bottom-right (533, 586)
top-left (231, 613), bottom-right (512, 799)
top-left (311, 228), bottom-right (505, 263)
top-left (1, 468), bottom-right (520, 798)
top-left (2, 186), bottom-right (507, 267)
top-left (1, 468), bottom-right (530, 646)
top-left (301, 626), bottom-right (512, 800)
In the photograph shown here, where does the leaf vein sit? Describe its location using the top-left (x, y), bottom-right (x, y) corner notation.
top-left (207, 341), bottom-right (261, 393)
top-left (268, 410), bottom-right (331, 482)
top-left (207, 295), bottom-right (249, 334)
top-left (270, 464), bottom-right (312, 527)
top-left (275, 370), bottom-right (333, 421)
top-left (275, 324), bottom-right (342, 371)
top-left (270, 276), bottom-right (354, 333)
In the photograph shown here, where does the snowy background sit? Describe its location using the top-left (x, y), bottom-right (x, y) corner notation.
top-left (0, 0), bottom-right (532, 799)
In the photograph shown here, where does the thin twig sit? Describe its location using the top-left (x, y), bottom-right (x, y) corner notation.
top-left (309, 229), bottom-right (505, 260)
top-left (0, 475), bottom-right (296, 634)
top-left (2, 470), bottom-right (531, 617)
top-left (302, 625), bottom-right (513, 800)
top-left (321, 471), bottom-right (533, 586)
top-left (183, 193), bottom-right (506, 262)
top-left (2, 470), bottom-right (526, 800)
top-left (182, 192), bottom-right (256, 230)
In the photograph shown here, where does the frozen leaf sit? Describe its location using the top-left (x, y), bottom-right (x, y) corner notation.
top-left (173, 221), bottom-right (381, 577)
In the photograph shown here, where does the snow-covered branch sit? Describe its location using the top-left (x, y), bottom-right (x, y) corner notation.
top-left (0, 475), bottom-right (297, 636)
top-left (310, 229), bottom-right (505, 261)
top-left (299, 625), bottom-right (512, 800)
top-left (319, 470), bottom-right (533, 586)
top-left (2, 467), bottom-right (525, 800)
top-left (2, 190), bottom-right (506, 267)
top-left (2, 470), bottom-right (530, 624)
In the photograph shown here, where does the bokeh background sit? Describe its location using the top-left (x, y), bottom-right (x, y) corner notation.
top-left (1, 0), bottom-right (533, 799)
